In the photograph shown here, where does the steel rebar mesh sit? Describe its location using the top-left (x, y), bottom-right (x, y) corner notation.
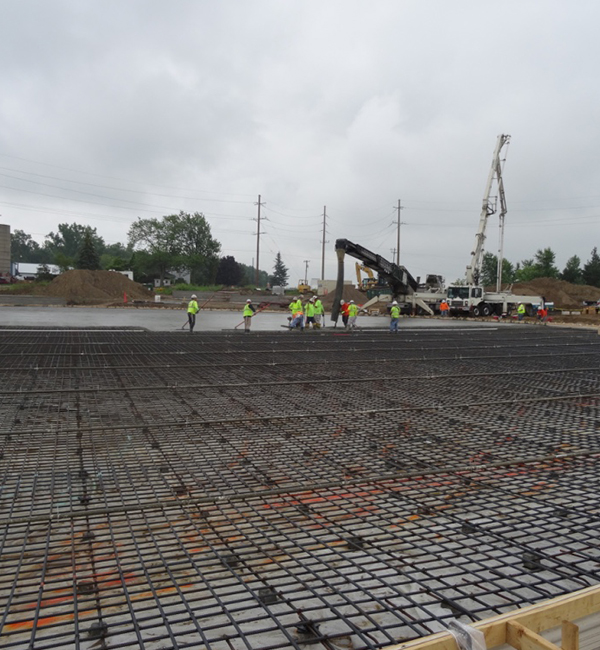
top-left (1, 326), bottom-right (599, 649)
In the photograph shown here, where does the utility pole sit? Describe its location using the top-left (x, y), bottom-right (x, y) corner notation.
top-left (320, 206), bottom-right (328, 281)
top-left (395, 199), bottom-right (402, 265)
top-left (303, 259), bottom-right (310, 285)
top-left (390, 248), bottom-right (397, 260)
top-left (254, 194), bottom-right (265, 286)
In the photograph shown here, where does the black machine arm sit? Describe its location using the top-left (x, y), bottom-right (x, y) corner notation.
top-left (335, 239), bottom-right (418, 294)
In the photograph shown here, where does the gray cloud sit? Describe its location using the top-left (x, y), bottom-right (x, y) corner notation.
top-left (1, 0), bottom-right (598, 283)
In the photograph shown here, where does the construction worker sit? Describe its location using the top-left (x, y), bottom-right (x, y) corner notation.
top-left (517, 303), bottom-right (526, 321)
top-left (242, 299), bottom-right (256, 333)
top-left (313, 295), bottom-right (325, 328)
top-left (537, 305), bottom-right (548, 325)
top-left (389, 300), bottom-right (401, 332)
top-left (289, 296), bottom-right (300, 318)
top-left (340, 300), bottom-right (350, 327)
top-left (289, 297), bottom-right (304, 331)
top-left (187, 294), bottom-right (199, 333)
top-left (439, 299), bottom-right (449, 317)
top-left (347, 300), bottom-right (359, 330)
top-left (305, 296), bottom-right (316, 329)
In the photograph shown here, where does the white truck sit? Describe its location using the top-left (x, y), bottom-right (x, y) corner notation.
top-left (447, 285), bottom-right (542, 317)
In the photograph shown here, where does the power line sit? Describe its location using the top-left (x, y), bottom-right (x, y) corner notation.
top-left (0, 167), bottom-right (252, 204)
top-left (0, 153), bottom-right (256, 197)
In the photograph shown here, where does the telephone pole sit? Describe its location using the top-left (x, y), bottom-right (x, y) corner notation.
top-left (320, 206), bottom-right (329, 280)
top-left (395, 199), bottom-right (402, 265)
top-left (254, 194), bottom-right (265, 285)
top-left (303, 259), bottom-right (310, 285)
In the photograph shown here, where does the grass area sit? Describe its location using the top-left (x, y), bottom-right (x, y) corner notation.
top-left (0, 281), bottom-right (50, 294)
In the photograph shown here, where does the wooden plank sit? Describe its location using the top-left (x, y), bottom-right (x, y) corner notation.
top-left (507, 620), bottom-right (561, 650)
top-left (384, 584), bottom-right (600, 650)
top-left (561, 621), bottom-right (579, 650)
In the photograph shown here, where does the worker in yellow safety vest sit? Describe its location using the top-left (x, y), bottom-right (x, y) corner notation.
top-left (389, 301), bottom-right (400, 333)
top-left (305, 297), bottom-right (316, 329)
top-left (187, 294), bottom-right (199, 333)
top-left (289, 297), bottom-right (304, 331)
top-left (313, 296), bottom-right (325, 328)
top-left (347, 300), bottom-right (359, 330)
top-left (517, 303), bottom-right (526, 321)
top-left (242, 299), bottom-right (256, 333)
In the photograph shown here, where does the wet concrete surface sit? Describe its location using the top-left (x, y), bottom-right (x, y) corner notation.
top-left (0, 306), bottom-right (500, 331)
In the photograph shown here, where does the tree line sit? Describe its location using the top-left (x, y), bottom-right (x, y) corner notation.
top-left (478, 247), bottom-right (600, 288)
top-left (10, 212), bottom-right (281, 287)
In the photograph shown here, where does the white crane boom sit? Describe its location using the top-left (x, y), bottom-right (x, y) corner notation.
top-left (465, 134), bottom-right (510, 286)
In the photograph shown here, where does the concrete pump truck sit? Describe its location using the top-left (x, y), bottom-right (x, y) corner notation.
top-left (446, 134), bottom-right (542, 317)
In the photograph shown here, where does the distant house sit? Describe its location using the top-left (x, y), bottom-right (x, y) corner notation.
top-left (153, 269), bottom-right (191, 287)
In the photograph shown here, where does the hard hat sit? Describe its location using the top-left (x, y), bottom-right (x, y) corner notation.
top-left (246, 299), bottom-right (251, 302)
top-left (191, 294), bottom-right (197, 299)
top-left (350, 300), bottom-right (354, 303)
top-left (340, 300), bottom-right (344, 305)
top-left (310, 296), bottom-right (316, 301)
top-left (392, 301), bottom-right (398, 305)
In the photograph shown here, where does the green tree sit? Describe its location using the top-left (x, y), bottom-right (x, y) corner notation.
top-left (45, 223), bottom-right (105, 260)
top-left (100, 254), bottom-right (129, 271)
top-left (560, 255), bottom-right (583, 284)
top-left (514, 259), bottom-right (538, 282)
top-left (582, 247), bottom-right (600, 287)
top-left (239, 263), bottom-right (268, 286)
top-left (54, 252), bottom-right (74, 273)
top-left (11, 230), bottom-right (43, 262)
top-left (533, 247), bottom-right (559, 278)
top-left (128, 212), bottom-right (220, 286)
top-left (75, 229), bottom-right (101, 270)
top-left (215, 256), bottom-right (242, 285)
top-left (270, 252), bottom-right (289, 286)
top-left (480, 252), bottom-right (515, 286)
top-left (104, 242), bottom-right (133, 259)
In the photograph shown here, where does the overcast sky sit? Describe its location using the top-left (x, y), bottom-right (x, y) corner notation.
top-left (1, 0), bottom-right (599, 284)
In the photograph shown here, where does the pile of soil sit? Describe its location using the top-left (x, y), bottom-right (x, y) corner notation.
top-left (41, 270), bottom-right (152, 304)
top-left (321, 285), bottom-right (368, 309)
top-left (506, 278), bottom-right (600, 309)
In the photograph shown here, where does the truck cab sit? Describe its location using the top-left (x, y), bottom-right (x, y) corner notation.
top-left (447, 285), bottom-right (488, 315)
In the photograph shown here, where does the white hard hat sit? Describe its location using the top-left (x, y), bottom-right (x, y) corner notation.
top-left (191, 294), bottom-right (197, 299)
top-left (350, 300), bottom-right (354, 303)
top-left (392, 301), bottom-right (398, 305)
top-left (340, 300), bottom-right (344, 305)
top-left (246, 299), bottom-right (251, 302)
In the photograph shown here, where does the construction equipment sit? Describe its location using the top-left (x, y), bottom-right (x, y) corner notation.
top-left (447, 135), bottom-right (542, 317)
top-left (297, 280), bottom-right (311, 294)
top-left (332, 239), bottom-right (444, 321)
top-left (355, 263), bottom-right (377, 291)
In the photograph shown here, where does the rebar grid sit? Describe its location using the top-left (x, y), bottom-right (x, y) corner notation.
top-left (1, 326), bottom-right (599, 649)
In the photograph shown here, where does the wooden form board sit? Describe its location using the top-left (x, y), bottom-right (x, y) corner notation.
top-left (385, 584), bottom-right (600, 650)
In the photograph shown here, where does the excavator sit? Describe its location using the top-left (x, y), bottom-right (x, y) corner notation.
top-left (355, 263), bottom-right (377, 291)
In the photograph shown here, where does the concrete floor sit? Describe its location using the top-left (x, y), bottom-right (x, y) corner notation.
top-left (0, 306), bottom-right (499, 331)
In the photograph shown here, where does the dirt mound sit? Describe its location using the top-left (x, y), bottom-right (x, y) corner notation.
top-left (42, 270), bottom-right (152, 304)
top-left (507, 278), bottom-right (600, 309)
top-left (321, 285), bottom-right (369, 309)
